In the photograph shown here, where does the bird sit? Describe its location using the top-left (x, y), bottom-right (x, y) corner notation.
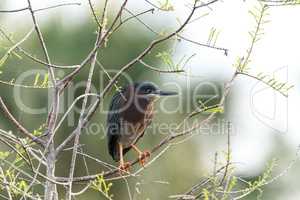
top-left (106, 82), bottom-right (177, 172)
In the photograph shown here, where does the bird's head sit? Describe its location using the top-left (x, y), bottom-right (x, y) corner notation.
top-left (134, 82), bottom-right (178, 99)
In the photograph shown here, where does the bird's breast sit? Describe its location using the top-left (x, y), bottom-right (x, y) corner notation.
top-left (118, 101), bottom-right (155, 148)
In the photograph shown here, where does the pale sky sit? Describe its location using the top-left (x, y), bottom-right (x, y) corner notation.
top-left (2, 1), bottom-right (300, 198)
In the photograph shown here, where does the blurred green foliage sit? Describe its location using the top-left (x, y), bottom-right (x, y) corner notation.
top-left (0, 1), bottom-right (298, 200)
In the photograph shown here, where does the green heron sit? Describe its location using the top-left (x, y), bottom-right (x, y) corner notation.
top-left (106, 82), bottom-right (177, 171)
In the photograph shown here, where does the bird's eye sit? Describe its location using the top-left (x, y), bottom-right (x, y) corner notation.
top-left (145, 89), bottom-right (152, 94)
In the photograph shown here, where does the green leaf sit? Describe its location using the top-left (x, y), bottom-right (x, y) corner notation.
top-left (0, 53), bottom-right (9, 67)
top-left (205, 106), bottom-right (224, 114)
top-left (34, 73), bottom-right (40, 87)
top-left (0, 151), bottom-right (9, 159)
top-left (158, 0), bottom-right (174, 11)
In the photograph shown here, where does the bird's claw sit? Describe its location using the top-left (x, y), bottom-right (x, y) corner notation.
top-left (138, 151), bottom-right (151, 167)
top-left (119, 162), bottom-right (131, 173)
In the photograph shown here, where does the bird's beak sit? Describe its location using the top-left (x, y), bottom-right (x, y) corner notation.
top-left (155, 90), bottom-right (178, 96)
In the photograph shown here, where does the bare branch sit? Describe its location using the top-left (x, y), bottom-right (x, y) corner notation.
top-left (0, 167), bottom-right (13, 200)
top-left (178, 35), bottom-right (228, 55)
top-left (121, 7), bottom-right (228, 54)
top-left (88, 0), bottom-right (103, 28)
top-left (65, 40), bottom-right (97, 200)
top-left (0, 7), bottom-right (28, 13)
top-left (139, 60), bottom-right (185, 73)
top-left (219, 122), bottom-right (232, 185)
top-left (113, 8), bottom-right (155, 32)
top-left (0, 97), bottom-right (45, 145)
top-left (175, 165), bottom-right (231, 200)
top-left (33, 2), bottom-right (81, 12)
top-left (0, 2), bottom-right (81, 13)
top-left (195, 0), bottom-right (221, 9)
top-left (0, 28), bottom-right (79, 69)
top-left (26, 1), bottom-right (59, 199)
top-left (59, 0), bottom-right (129, 85)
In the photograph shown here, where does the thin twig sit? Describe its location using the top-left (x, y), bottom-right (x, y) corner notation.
top-left (196, 0), bottom-right (220, 9)
top-left (0, 97), bottom-right (45, 145)
top-left (178, 35), bottom-right (228, 55)
top-left (236, 71), bottom-right (289, 97)
top-left (174, 165), bottom-right (231, 200)
top-left (59, 0), bottom-right (128, 85)
top-left (33, 2), bottom-right (81, 12)
top-left (0, 166), bottom-right (13, 200)
top-left (0, 2), bottom-right (81, 13)
top-left (0, 28), bottom-right (79, 69)
top-left (122, 7), bottom-right (228, 54)
top-left (220, 121), bottom-right (232, 185)
top-left (53, 93), bottom-right (100, 135)
top-left (88, 0), bottom-right (102, 28)
top-left (65, 39), bottom-right (98, 200)
top-left (0, 7), bottom-right (28, 13)
top-left (113, 8), bottom-right (155, 32)
top-left (139, 60), bottom-right (185, 73)
top-left (0, 137), bottom-right (32, 169)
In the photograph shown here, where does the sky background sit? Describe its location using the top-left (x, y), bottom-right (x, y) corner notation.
top-left (1, 0), bottom-right (300, 199)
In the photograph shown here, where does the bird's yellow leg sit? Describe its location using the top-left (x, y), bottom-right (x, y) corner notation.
top-left (131, 144), bottom-right (150, 167)
top-left (118, 143), bottom-right (130, 173)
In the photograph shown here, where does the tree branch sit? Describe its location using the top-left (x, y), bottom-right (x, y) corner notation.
top-left (0, 2), bottom-right (81, 13)
top-left (0, 97), bottom-right (45, 146)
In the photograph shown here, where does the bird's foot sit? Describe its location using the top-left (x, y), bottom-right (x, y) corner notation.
top-left (119, 162), bottom-right (131, 173)
top-left (138, 151), bottom-right (151, 167)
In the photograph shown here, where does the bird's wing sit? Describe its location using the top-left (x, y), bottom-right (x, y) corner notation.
top-left (107, 92), bottom-right (123, 161)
